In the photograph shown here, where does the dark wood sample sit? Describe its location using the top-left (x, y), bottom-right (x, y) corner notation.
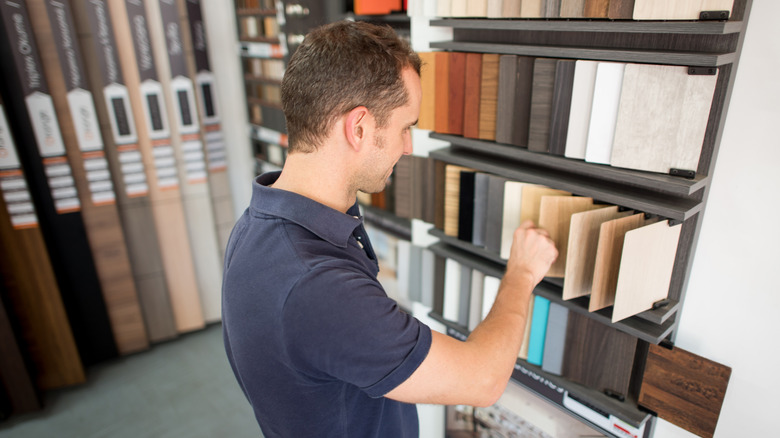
top-left (640, 344), bottom-right (731, 438)
top-left (448, 52), bottom-right (467, 136)
top-left (462, 52), bottom-right (482, 139)
top-left (549, 59), bottom-right (575, 156)
top-left (484, 174), bottom-right (507, 255)
top-left (528, 58), bottom-right (557, 153)
top-left (608, 0), bottom-right (635, 19)
top-left (495, 55), bottom-right (517, 145)
top-left (0, 0), bottom-right (118, 367)
top-left (562, 311), bottom-right (638, 399)
top-left (457, 171), bottom-right (476, 242)
top-left (471, 172), bottom-right (490, 248)
top-left (393, 155), bottom-right (413, 219)
top-left (72, 0), bottom-right (178, 343)
top-left (478, 53), bottom-right (499, 141)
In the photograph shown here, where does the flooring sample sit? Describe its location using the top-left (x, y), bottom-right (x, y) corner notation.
top-left (468, 269), bottom-right (485, 332)
top-left (437, 0), bottom-right (452, 17)
top-left (639, 344), bottom-right (731, 438)
top-left (458, 265), bottom-right (472, 327)
top-left (526, 295), bottom-right (550, 366)
top-left (560, 0), bottom-right (585, 17)
top-left (538, 196), bottom-right (602, 278)
top-left (544, 0), bottom-right (561, 17)
top-left (450, 0), bottom-right (467, 16)
top-left (109, 0), bottom-right (204, 333)
top-left (589, 213), bottom-right (649, 312)
top-left (611, 64), bottom-right (719, 175)
top-left (486, 0), bottom-right (504, 17)
top-left (462, 52), bottom-right (483, 139)
top-left (417, 52), bottom-right (436, 131)
top-left (518, 294), bottom-right (534, 360)
top-left (564, 60), bottom-right (598, 160)
top-left (484, 174), bottom-right (507, 255)
top-left (478, 53), bottom-right (500, 141)
top-left (433, 254), bottom-right (446, 316)
top-left (447, 52), bottom-right (467, 136)
top-left (408, 244), bottom-right (423, 304)
top-left (0, 94), bottom-right (85, 390)
top-left (179, 0), bottom-right (235, 262)
top-left (608, 0), bottom-right (635, 18)
top-left (457, 171), bottom-right (475, 242)
top-left (434, 51), bottom-right (450, 134)
top-left (528, 58), bottom-right (557, 153)
top-left (501, 0), bottom-right (522, 17)
top-left (30, 0), bottom-right (149, 355)
top-left (434, 160), bottom-right (446, 230)
top-left (521, 0), bottom-right (544, 17)
top-left (0, 281), bottom-right (41, 415)
top-left (541, 302), bottom-right (568, 376)
top-left (584, 0), bottom-right (609, 17)
top-left (612, 220), bottom-right (681, 322)
top-left (520, 184), bottom-right (571, 225)
top-left (633, 0), bottom-right (734, 20)
top-left (562, 206), bottom-right (631, 300)
top-left (467, 0), bottom-right (488, 16)
top-left (393, 155), bottom-right (412, 219)
top-left (499, 180), bottom-right (527, 260)
top-left (585, 62), bottom-right (625, 165)
top-left (0, 0), bottom-right (118, 367)
top-left (549, 59), bottom-right (576, 156)
top-left (562, 311), bottom-right (638, 398)
top-left (497, 56), bottom-right (534, 147)
top-left (481, 275), bottom-right (500, 321)
top-left (496, 55), bottom-right (519, 145)
top-left (444, 164), bottom-right (471, 237)
top-left (443, 258), bottom-right (462, 323)
top-left (471, 172), bottom-right (490, 247)
top-left (73, 0), bottom-right (177, 344)
top-left (420, 248), bottom-right (436, 308)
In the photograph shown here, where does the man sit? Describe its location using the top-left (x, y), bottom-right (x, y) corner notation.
top-left (222, 20), bottom-right (558, 437)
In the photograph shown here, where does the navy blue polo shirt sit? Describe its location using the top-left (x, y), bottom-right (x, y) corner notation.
top-left (222, 171), bottom-right (432, 438)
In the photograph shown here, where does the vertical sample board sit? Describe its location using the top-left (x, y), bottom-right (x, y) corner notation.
top-left (29, 0), bottom-right (148, 355)
top-left (537, 195), bottom-right (601, 278)
top-left (584, 62), bottom-right (625, 165)
top-left (73, 0), bottom-right (177, 343)
top-left (108, 0), bottom-right (204, 332)
top-left (564, 60), bottom-right (597, 160)
top-left (462, 52), bottom-right (482, 139)
top-left (146, 0), bottom-right (222, 322)
top-left (478, 53), bottom-right (499, 141)
top-left (0, 0), bottom-right (117, 366)
top-left (527, 57), bottom-right (557, 153)
top-left (417, 52), bottom-right (435, 130)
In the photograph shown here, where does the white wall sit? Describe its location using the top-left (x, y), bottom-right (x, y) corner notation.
top-left (654, 1), bottom-right (780, 436)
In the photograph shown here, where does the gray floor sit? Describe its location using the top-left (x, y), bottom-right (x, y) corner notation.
top-left (0, 323), bottom-right (262, 437)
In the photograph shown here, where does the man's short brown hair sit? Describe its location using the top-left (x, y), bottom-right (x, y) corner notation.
top-left (281, 20), bottom-right (421, 153)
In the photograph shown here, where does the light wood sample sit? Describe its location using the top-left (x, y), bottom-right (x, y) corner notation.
top-left (560, 0), bottom-right (585, 17)
top-left (611, 64), bottom-right (719, 175)
top-left (585, 62), bottom-right (626, 165)
top-left (444, 164), bottom-right (472, 237)
top-left (589, 213), bottom-right (649, 312)
top-left (538, 196), bottom-right (603, 278)
top-left (418, 52), bottom-right (436, 130)
top-left (565, 60), bottom-right (598, 160)
top-left (633, 0), bottom-right (734, 20)
top-left (499, 180), bottom-right (528, 260)
top-left (478, 53), bottom-right (500, 141)
top-left (521, 0), bottom-right (544, 17)
top-left (562, 206), bottom-right (632, 300)
top-left (519, 184), bottom-right (571, 226)
top-left (612, 220), bottom-right (681, 322)
top-left (501, 0), bottom-right (522, 17)
top-left (584, 0), bottom-right (609, 17)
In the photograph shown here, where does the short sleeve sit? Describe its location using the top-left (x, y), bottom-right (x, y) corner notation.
top-left (282, 264), bottom-right (432, 398)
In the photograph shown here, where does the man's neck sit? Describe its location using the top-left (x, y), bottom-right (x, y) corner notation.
top-left (271, 151), bottom-right (357, 214)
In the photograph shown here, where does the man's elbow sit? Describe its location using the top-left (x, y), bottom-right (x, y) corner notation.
top-left (471, 373), bottom-right (509, 407)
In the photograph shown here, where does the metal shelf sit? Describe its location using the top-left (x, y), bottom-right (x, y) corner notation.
top-left (430, 18), bottom-right (744, 35)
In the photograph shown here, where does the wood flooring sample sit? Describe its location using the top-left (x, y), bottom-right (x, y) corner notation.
top-left (549, 59), bottom-right (576, 156)
top-left (608, 0), bottom-right (636, 18)
top-left (448, 52), bottom-right (467, 136)
top-left (528, 58), bottom-right (557, 153)
top-left (562, 206), bottom-right (632, 300)
top-left (418, 52), bottom-right (436, 131)
top-left (611, 64), bottom-right (718, 175)
top-left (444, 164), bottom-right (472, 237)
top-left (612, 220), bottom-right (681, 322)
top-left (585, 62), bottom-right (626, 165)
top-left (462, 53), bottom-right (483, 139)
top-left (502, 0), bottom-right (522, 17)
top-left (521, 0), bottom-right (544, 17)
top-left (520, 184), bottom-right (571, 225)
top-left (484, 174), bottom-right (508, 255)
top-left (496, 55), bottom-right (519, 145)
top-left (497, 56), bottom-right (534, 147)
top-left (584, 0), bottom-right (609, 17)
top-left (633, 0), bottom-right (734, 20)
top-left (487, 0), bottom-right (504, 17)
top-left (560, 0), bottom-right (585, 17)
top-left (565, 60), bottom-right (598, 160)
top-left (589, 213), bottom-right (648, 312)
top-left (538, 196), bottom-right (602, 278)
top-left (478, 54), bottom-right (500, 141)
top-left (541, 302), bottom-right (568, 376)
top-left (639, 344), bottom-right (731, 438)
top-left (545, 0), bottom-right (561, 17)
top-left (434, 51), bottom-right (450, 134)
top-left (499, 181), bottom-right (528, 260)
top-left (443, 258), bottom-right (462, 323)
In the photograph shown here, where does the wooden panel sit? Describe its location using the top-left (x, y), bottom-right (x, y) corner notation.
top-left (468, 269), bottom-right (485, 331)
top-left (527, 58), bottom-right (557, 153)
top-left (499, 181), bottom-right (527, 259)
top-left (519, 184), bottom-right (570, 225)
top-left (437, 0), bottom-right (452, 17)
top-left (486, 0), bottom-right (504, 18)
top-left (544, 0), bottom-right (561, 17)
top-left (562, 206), bottom-right (631, 300)
top-left (418, 52), bottom-right (436, 131)
top-left (497, 56), bottom-right (534, 147)
top-left (611, 64), bottom-right (718, 175)
top-left (583, 0), bottom-right (609, 17)
top-left (564, 60), bottom-right (597, 160)
top-left (549, 59), bottom-right (576, 156)
top-left (457, 171), bottom-right (475, 242)
top-left (0, 282), bottom-right (41, 415)
top-left (608, 0), bottom-right (636, 19)
top-left (521, 0), bottom-right (544, 17)
top-left (109, 0), bottom-right (204, 333)
top-left (484, 174), bottom-right (507, 254)
top-left (560, 0), bottom-right (585, 17)
top-left (451, 0), bottom-right (467, 16)
top-left (541, 301), bottom-right (568, 376)
top-left (518, 293), bottom-right (534, 360)
top-left (462, 52), bottom-right (482, 139)
top-left (537, 196), bottom-right (601, 278)
top-left (478, 54), bottom-right (499, 141)
top-left (448, 52), bottom-right (467, 136)
top-left (72, 0), bottom-right (177, 343)
top-left (562, 311), bottom-right (638, 398)
top-left (467, 0), bottom-right (488, 17)
top-left (434, 159), bottom-right (446, 229)
top-left (458, 265), bottom-right (472, 326)
top-left (393, 155), bottom-right (412, 219)
top-left (633, 0), bottom-right (734, 20)
top-left (584, 62), bottom-right (625, 165)
top-left (495, 55), bottom-right (518, 145)
top-left (612, 220), bottom-right (681, 322)
top-left (443, 258), bottom-right (462, 323)
top-left (481, 275), bottom-right (500, 321)
top-left (501, 0), bottom-right (522, 17)
top-left (471, 172), bottom-right (490, 247)
top-left (444, 164), bottom-right (471, 237)
top-left (434, 51), bottom-right (450, 134)
top-left (639, 344), bottom-right (731, 438)
top-left (589, 213), bottom-right (648, 312)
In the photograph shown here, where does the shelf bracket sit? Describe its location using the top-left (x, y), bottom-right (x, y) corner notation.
top-left (699, 10), bottom-right (730, 21)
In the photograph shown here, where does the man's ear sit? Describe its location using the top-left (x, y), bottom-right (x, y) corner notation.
top-left (345, 106), bottom-right (370, 151)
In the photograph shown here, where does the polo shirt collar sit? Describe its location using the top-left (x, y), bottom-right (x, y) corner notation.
top-left (250, 171), bottom-right (363, 248)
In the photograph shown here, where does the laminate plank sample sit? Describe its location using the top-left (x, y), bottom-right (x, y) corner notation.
top-left (612, 220), bottom-right (681, 322)
top-left (468, 269), bottom-right (485, 332)
top-left (526, 295), bottom-right (550, 366)
top-left (496, 55), bottom-right (519, 145)
top-left (109, 0), bottom-right (204, 333)
top-left (73, 0), bottom-right (177, 343)
top-left (478, 53), bottom-right (499, 141)
top-left (583, 0), bottom-right (609, 17)
top-left (537, 195), bottom-right (601, 278)
top-left (564, 60), bottom-right (598, 160)
top-left (481, 275), bottom-right (500, 321)
top-left (0, 1), bottom-right (117, 366)
top-left (418, 52), bottom-right (436, 131)
top-left (528, 58), bottom-right (557, 153)
top-left (467, 0), bottom-right (488, 16)
top-left (450, 0), bottom-right (467, 16)
top-left (0, 281), bottom-right (41, 415)
top-left (393, 155), bottom-right (412, 219)
top-left (443, 258), bottom-right (462, 323)
top-left (486, 0), bottom-right (504, 18)
top-left (562, 311), bottom-right (638, 398)
top-left (410, 243), bottom-right (424, 304)
top-left (434, 51), bottom-right (450, 134)
top-left (437, 0), bottom-right (452, 17)
top-left (497, 56), bottom-right (534, 148)
top-left (447, 52), bottom-right (466, 136)
top-left (562, 206), bottom-right (631, 300)
top-left (541, 301), bottom-right (568, 376)
top-left (639, 344), bottom-right (731, 438)
top-left (518, 294), bottom-right (534, 360)
top-left (471, 172), bottom-right (490, 247)
top-left (544, 0), bottom-right (561, 17)
top-left (560, 0), bottom-right (585, 17)
top-left (589, 213), bottom-right (649, 312)
top-left (585, 62), bottom-right (625, 165)
top-left (521, 0), bottom-right (544, 17)
top-left (501, 0), bottom-right (522, 17)
top-left (549, 59), bottom-right (576, 156)
top-left (457, 265), bottom-right (472, 327)
top-left (30, 0), bottom-right (149, 355)
top-left (611, 64), bottom-right (718, 175)
top-left (499, 180), bottom-right (527, 260)
top-left (444, 164), bottom-right (471, 237)
top-left (462, 52), bottom-right (482, 139)
top-left (608, 0), bottom-right (635, 19)
top-left (633, 0), bottom-right (733, 20)
top-left (484, 174), bottom-right (507, 255)
top-left (457, 170), bottom-right (475, 242)
top-left (434, 160), bottom-right (446, 230)
top-left (520, 184), bottom-right (570, 225)
top-left (420, 248), bottom-right (435, 308)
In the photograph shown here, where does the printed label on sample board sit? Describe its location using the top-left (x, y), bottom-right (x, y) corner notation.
top-left (0, 104), bottom-right (38, 229)
top-left (562, 392), bottom-right (645, 438)
top-left (197, 73), bottom-right (228, 172)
